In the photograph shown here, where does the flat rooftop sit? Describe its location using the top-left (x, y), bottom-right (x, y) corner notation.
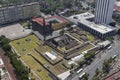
top-left (69, 12), bottom-right (94, 20)
top-left (69, 12), bottom-right (116, 34)
top-left (79, 20), bottom-right (116, 34)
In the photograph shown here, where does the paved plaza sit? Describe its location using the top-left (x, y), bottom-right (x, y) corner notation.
top-left (0, 24), bottom-right (31, 40)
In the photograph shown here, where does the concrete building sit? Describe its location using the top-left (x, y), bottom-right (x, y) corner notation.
top-left (78, 20), bottom-right (116, 39)
top-left (0, 2), bottom-right (41, 25)
top-left (69, 12), bottom-right (116, 39)
top-left (94, 0), bottom-right (115, 24)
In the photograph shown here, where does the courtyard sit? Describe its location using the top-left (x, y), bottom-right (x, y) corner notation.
top-left (10, 35), bottom-right (69, 80)
top-left (0, 24), bottom-right (32, 40)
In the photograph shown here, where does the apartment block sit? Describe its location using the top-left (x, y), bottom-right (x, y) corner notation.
top-left (0, 2), bottom-right (41, 25)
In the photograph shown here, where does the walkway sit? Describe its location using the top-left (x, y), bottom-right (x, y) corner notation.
top-left (0, 48), bottom-right (18, 80)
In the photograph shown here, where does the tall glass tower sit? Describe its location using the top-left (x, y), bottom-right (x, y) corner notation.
top-left (94, 0), bottom-right (115, 24)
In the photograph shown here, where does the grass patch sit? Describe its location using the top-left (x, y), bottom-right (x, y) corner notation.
top-left (22, 22), bottom-right (29, 27)
top-left (11, 35), bottom-right (52, 80)
top-left (87, 34), bottom-right (95, 42)
top-left (51, 62), bottom-right (68, 75)
top-left (52, 22), bottom-right (69, 30)
top-left (11, 35), bottom-right (68, 78)
top-left (77, 44), bottom-right (94, 54)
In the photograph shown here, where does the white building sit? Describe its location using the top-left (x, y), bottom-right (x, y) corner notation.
top-left (94, 0), bottom-right (115, 24)
top-left (78, 20), bottom-right (116, 39)
top-left (45, 52), bottom-right (57, 60)
top-left (69, 12), bottom-right (116, 39)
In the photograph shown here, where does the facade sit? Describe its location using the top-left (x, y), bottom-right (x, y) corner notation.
top-left (0, 2), bottom-right (41, 25)
top-left (69, 12), bottom-right (116, 39)
top-left (32, 18), bottom-right (53, 39)
top-left (94, 0), bottom-right (115, 24)
top-left (78, 20), bottom-right (116, 39)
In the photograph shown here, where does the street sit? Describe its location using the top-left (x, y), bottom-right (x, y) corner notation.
top-left (68, 38), bottom-right (120, 80)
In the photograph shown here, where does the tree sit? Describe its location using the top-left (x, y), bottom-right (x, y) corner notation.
top-left (108, 57), bottom-right (113, 63)
top-left (118, 29), bottom-right (120, 35)
top-left (0, 38), bottom-right (10, 45)
top-left (2, 44), bottom-right (11, 52)
top-left (81, 73), bottom-right (89, 80)
top-left (0, 35), bottom-right (5, 41)
top-left (31, 78), bottom-right (35, 80)
top-left (66, 22), bottom-right (73, 27)
top-left (113, 14), bottom-right (120, 20)
top-left (109, 22), bottom-right (116, 27)
top-left (84, 53), bottom-right (91, 61)
top-left (102, 60), bottom-right (110, 73)
top-left (93, 77), bottom-right (100, 80)
top-left (95, 68), bottom-right (100, 76)
top-left (106, 37), bottom-right (114, 41)
top-left (84, 52), bottom-right (95, 61)
top-left (70, 64), bottom-right (75, 70)
top-left (0, 71), bottom-right (1, 80)
top-left (59, 29), bottom-right (65, 35)
top-left (78, 60), bottom-right (85, 67)
top-left (10, 53), bottom-right (29, 80)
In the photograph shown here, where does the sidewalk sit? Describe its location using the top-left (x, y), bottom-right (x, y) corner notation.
top-left (0, 48), bottom-right (18, 80)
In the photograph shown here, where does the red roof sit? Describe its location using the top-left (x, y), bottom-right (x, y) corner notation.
top-left (104, 70), bottom-right (120, 80)
top-left (32, 18), bottom-right (49, 26)
top-left (46, 16), bottom-right (68, 23)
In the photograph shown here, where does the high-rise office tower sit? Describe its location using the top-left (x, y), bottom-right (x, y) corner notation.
top-left (94, 0), bottom-right (115, 24)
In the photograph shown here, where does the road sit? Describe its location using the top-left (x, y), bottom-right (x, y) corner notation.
top-left (69, 39), bottom-right (120, 80)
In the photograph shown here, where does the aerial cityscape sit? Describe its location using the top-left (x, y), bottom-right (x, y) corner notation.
top-left (0, 0), bottom-right (120, 80)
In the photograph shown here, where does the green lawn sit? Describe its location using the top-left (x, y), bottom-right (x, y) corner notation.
top-left (22, 22), bottom-right (29, 27)
top-left (11, 35), bottom-right (52, 80)
top-left (87, 34), bottom-right (95, 43)
top-left (77, 44), bottom-right (94, 54)
top-left (11, 35), bottom-right (68, 79)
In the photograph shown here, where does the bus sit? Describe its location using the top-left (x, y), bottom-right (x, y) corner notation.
top-left (79, 72), bottom-right (86, 79)
top-left (107, 46), bottom-right (112, 50)
top-left (76, 68), bottom-right (83, 74)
